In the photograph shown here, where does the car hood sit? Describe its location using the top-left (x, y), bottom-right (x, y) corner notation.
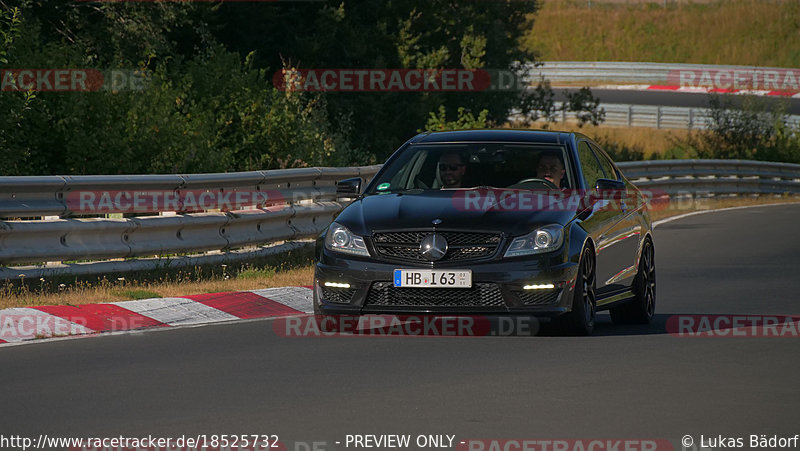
top-left (335, 190), bottom-right (579, 237)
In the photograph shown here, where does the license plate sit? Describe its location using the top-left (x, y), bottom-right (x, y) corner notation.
top-left (393, 269), bottom-right (472, 288)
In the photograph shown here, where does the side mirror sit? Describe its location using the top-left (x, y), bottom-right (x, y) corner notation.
top-left (595, 178), bottom-right (625, 193)
top-left (579, 179), bottom-right (626, 220)
top-left (592, 178), bottom-right (627, 209)
top-left (336, 177), bottom-right (362, 196)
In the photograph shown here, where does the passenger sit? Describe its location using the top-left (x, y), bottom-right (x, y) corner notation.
top-left (438, 151), bottom-right (467, 188)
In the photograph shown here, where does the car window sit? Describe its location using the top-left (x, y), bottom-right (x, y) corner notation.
top-left (577, 141), bottom-right (605, 190)
top-left (589, 143), bottom-right (618, 180)
top-left (368, 143), bottom-right (572, 192)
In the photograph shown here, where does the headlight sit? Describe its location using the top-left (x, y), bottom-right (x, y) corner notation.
top-left (324, 222), bottom-right (369, 257)
top-left (504, 224), bottom-right (564, 257)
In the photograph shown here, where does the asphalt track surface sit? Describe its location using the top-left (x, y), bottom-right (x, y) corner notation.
top-left (2, 204), bottom-right (800, 450)
top-left (556, 88), bottom-right (800, 115)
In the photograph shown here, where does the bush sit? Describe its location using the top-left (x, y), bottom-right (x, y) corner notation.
top-left (517, 78), bottom-right (606, 129)
top-left (691, 94), bottom-right (800, 164)
top-left (421, 106), bottom-right (490, 132)
top-left (0, 4), bottom-right (353, 175)
top-left (591, 135), bottom-right (646, 161)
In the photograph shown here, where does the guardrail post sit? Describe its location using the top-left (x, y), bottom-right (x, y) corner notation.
top-left (688, 108), bottom-right (694, 131)
top-left (627, 105), bottom-right (633, 127)
top-left (656, 106), bottom-right (662, 130)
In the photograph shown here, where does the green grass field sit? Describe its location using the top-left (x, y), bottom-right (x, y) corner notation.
top-left (524, 0), bottom-right (800, 68)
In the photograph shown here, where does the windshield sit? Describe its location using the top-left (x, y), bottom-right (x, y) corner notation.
top-left (368, 143), bottom-right (574, 193)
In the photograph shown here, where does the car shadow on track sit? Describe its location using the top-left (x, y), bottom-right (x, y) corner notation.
top-left (592, 313), bottom-right (673, 337)
top-left (534, 313), bottom-right (674, 337)
top-left (296, 313), bottom-right (682, 338)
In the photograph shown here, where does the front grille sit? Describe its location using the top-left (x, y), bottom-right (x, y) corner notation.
top-left (518, 289), bottom-right (561, 306)
top-left (371, 231), bottom-right (501, 263)
top-left (365, 282), bottom-right (505, 308)
top-left (320, 286), bottom-right (357, 304)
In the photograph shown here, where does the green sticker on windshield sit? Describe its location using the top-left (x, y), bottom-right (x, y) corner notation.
top-left (377, 182), bottom-right (391, 191)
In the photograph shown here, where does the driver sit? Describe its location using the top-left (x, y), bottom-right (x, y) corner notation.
top-left (536, 152), bottom-right (566, 188)
top-left (438, 151), bottom-right (467, 188)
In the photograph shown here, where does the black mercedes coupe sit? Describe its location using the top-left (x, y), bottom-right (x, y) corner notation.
top-left (313, 129), bottom-right (655, 335)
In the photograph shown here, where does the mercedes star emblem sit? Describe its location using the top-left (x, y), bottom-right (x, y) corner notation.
top-left (420, 233), bottom-right (448, 261)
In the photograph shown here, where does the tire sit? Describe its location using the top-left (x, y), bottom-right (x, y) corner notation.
top-left (610, 238), bottom-right (656, 325)
top-left (559, 247), bottom-right (597, 336)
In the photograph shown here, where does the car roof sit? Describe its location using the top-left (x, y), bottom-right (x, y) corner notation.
top-left (409, 129), bottom-right (580, 145)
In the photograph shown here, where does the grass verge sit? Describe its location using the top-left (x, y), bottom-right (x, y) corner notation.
top-left (525, 0), bottom-right (800, 68)
top-left (524, 122), bottom-right (694, 159)
top-left (0, 246), bottom-right (316, 309)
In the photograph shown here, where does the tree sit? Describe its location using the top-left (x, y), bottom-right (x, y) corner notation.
top-left (209, 0), bottom-right (541, 159)
top-left (0, 1), bottom-right (349, 175)
top-left (1, 0), bottom-right (597, 175)
top-left (0, 3), bottom-right (36, 175)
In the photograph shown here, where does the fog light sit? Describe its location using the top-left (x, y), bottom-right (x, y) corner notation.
top-left (324, 281), bottom-right (351, 289)
top-left (523, 283), bottom-right (555, 290)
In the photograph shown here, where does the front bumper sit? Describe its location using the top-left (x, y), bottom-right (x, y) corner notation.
top-left (314, 250), bottom-right (578, 316)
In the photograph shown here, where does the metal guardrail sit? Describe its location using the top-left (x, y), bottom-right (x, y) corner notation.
top-left (528, 61), bottom-right (795, 85)
top-left (2, 160), bottom-right (799, 278)
top-left (0, 166), bottom-right (380, 218)
top-left (0, 165), bottom-right (381, 277)
top-left (519, 102), bottom-right (800, 131)
top-left (617, 159), bottom-right (800, 196)
top-left (600, 103), bottom-right (713, 130)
